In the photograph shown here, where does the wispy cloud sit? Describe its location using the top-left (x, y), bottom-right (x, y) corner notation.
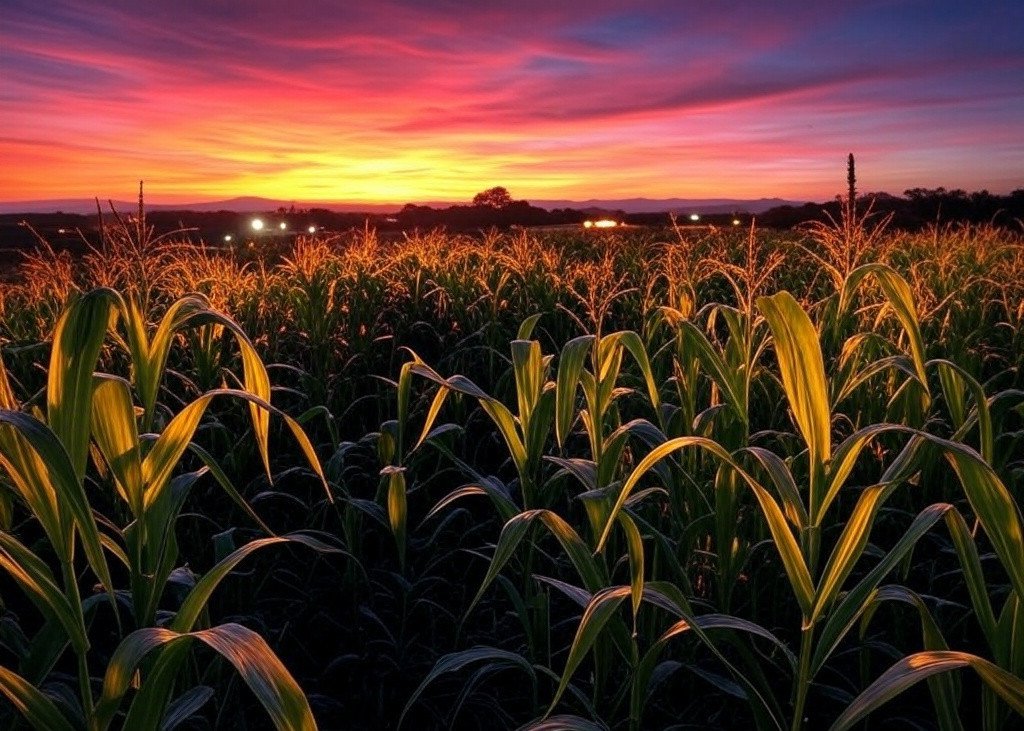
top-left (2, 0), bottom-right (1021, 202)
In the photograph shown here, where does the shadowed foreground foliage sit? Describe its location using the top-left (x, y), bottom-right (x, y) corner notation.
top-left (1, 215), bottom-right (1023, 729)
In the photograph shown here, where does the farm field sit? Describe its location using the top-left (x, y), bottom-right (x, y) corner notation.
top-left (1, 209), bottom-right (1023, 730)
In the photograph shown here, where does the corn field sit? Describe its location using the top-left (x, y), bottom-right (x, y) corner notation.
top-left (0, 210), bottom-right (1023, 729)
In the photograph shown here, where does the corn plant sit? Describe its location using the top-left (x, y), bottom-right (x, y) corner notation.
top-left (0, 288), bottom-right (333, 730)
top-left (587, 290), bottom-right (1024, 730)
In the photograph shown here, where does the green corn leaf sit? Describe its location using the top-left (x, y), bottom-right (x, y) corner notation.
top-left (811, 483), bottom-right (893, 623)
top-left (758, 291), bottom-right (831, 517)
top-left (605, 330), bottom-right (661, 414)
top-left (679, 321), bottom-right (748, 426)
top-left (160, 686), bottom-right (214, 731)
top-left (822, 423), bottom-right (910, 521)
top-left (945, 508), bottom-right (998, 649)
top-left (552, 586), bottom-right (786, 730)
top-left (0, 664), bottom-right (76, 731)
top-left (597, 436), bottom-right (814, 618)
top-left (0, 418), bottom-right (64, 553)
top-left (409, 365), bottom-right (529, 478)
top-left (173, 533), bottom-right (338, 633)
top-left (861, 586), bottom-right (962, 731)
top-left (555, 335), bottom-right (595, 448)
top-left (932, 359), bottom-right (993, 464)
top-left (841, 264), bottom-right (930, 398)
top-left (467, 509), bottom-right (604, 619)
top-left (812, 503), bottom-right (953, 674)
top-left (142, 389), bottom-right (328, 512)
top-left (936, 436), bottom-right (1024, 602)
top-left (385, 468), bottom-right (407, 568)
top-left (996, 594), bottom-right (1024, 678)
top-left (511, 339), bottom-right (544, 432)
top-left (47, 287), bottom-right (120, 482)
top-left (395, 357), bottom-right (416, 459)
top-left (136, 468), bottom-right (208, 626)
top-left (631, 613), bottom-right (795, 728)
top-left (618, 511), bottom-right (645, 627)
top-left (186, 443), bottom-right (274, 536)
top-left (422, 481), bottom-right (519, 525)
top-left (739, 446), bottom-right (807, 529)
top-left (829, 651), bottom-right (1024, 731)
top-left (411, 384), bottom-right (451, 454)
top-left (399, 646), bottom-right (535, 730)
top-left (478, 396), bottom-right (528, 478)
top-left (516, 313), bottom-right (543, 340)
top-left (0, 531), bottom-right (88, 654)
top-left (90, 374), bottom-right (144, 517)
top-left (0, 409), bottom-right (116, 610)
top-left (97, 623), bottom-right (316, 731)
top-left (832, 354), bottom-right (910, 408)
top-left (547, 586), bottom-right (632, 714)
top-left (127, 295), bottom-right (274, 477)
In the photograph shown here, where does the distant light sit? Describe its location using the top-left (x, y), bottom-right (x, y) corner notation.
top-left (732, 219), bottom-right (741, 226)
top-left (689, 214), bottom-right (700, 222)
top-left (224, 234), bottom-right (233, 242)
top-left (57, 228), bottom-right (67, 234)
top-left (251, 218), bottom-right (264, 231)
top-left (308, 225), bottom-right (317, 234)
top-left (583, 220), bottom-right (594, 228)
top-left (594, 219), bottom-right (617, 228)
top-left (279, 221), bottom-right (287, 230)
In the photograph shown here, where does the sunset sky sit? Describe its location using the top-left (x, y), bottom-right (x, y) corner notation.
top-left (2, 0), bottom-right (1022, 205)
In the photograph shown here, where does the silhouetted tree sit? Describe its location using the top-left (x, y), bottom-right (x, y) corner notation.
top-left (472, 186), bottom-right (514, 208)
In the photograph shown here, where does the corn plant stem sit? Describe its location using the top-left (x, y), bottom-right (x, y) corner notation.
top-left (791, 623), bottom-right (815, 731)
top-left (61, 557), bottom-right (96, 722)
top-left (522, 539), bottom-right (540, 658)
top-left (592, 334), bottom-right (605, 475)
top-left (807, 525), bottom-right (821, 580)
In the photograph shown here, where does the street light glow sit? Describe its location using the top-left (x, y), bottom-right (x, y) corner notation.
top-left (308, 225), bottom-right (317, 234)
top-left (689, 214), bottom-right (700, 221)
top-left (224, 234), bottom-right (232, 242)
top-left (251, 218), bottom-right (264, 231)
top-left (279, 221), bottom-right (287, 230)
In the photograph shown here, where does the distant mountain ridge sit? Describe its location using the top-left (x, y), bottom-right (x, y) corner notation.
top-left (0, 195), bottom-right (805, 215)
top-left (533, 197), bottom-right (802, 214)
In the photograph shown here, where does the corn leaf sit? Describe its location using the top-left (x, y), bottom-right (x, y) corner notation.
top-left (758, 291), bottom-right (831, 517)
top-left (90, 374), bottom-right (144, 516)
top-left (555, 335), bottom-right (595, 448)
top-left (97, 623), bottom-right (316, 731)
top-left (47, 287), bottom-right (120, 482)
top-left (0, 665), bottom-right (76, 731)
top-left (829, 651), bottom-right (1024, 731)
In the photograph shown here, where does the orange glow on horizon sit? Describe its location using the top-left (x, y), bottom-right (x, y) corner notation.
top-left (1, 2), bottom-right (1020, 205)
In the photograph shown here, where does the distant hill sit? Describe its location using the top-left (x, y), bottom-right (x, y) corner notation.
top-left (0, 197), bottom-right (403, 215)
top-left (531, 197), bottom-right (802, 214)
top-left (0, 196), bottom-right (805, 216)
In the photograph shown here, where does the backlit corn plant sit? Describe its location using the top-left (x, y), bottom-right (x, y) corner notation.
top-left (0, 288), bottom-right (333, 730)
top-left (1, 208), bottom-right (1022, 730)
top-left (582, 288), bottom-right (1024, 730)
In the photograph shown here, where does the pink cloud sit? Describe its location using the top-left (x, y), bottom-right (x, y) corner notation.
top-left (1, 0), bottom-right (1021, 202)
